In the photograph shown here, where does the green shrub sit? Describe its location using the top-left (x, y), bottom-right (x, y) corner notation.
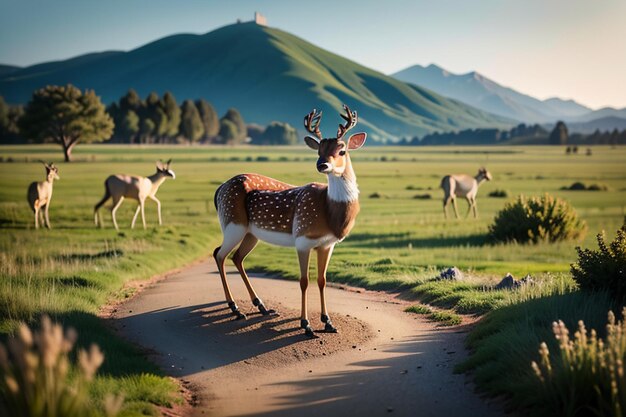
top-left (531, 309), bottom-right (626, 417)
top-left (488, 189), bottom-right (509, 198)
top-left (489, 194), bottom-right (587, 243)
top-left (571, 223), bottom-right (626, 299)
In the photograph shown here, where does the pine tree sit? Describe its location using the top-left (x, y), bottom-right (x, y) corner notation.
top-left (162, 92), bottom-right (180, 141)
top-left (179, 100), bottom-right (204, 143)
top-left (19, 85), bottom-right (113, 161)
top-left (222, 108), bottom-right (246, 142)
top-left (195, 99), bottom-right (219, 140)
top-left (549, 121), bottom-right (569, 145)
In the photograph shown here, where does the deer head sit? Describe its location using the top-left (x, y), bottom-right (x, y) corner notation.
top-left (156, 159), bottom-right (176, 179)
top-left (40, 161), bottom-right (60, 181)
top-left (303, 105), bottom-right (367, 176)
top-left (478, 167), bottom-right (492, 181)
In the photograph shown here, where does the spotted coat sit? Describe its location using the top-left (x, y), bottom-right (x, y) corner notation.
top-left (214, 173), bottom-right (359, 241)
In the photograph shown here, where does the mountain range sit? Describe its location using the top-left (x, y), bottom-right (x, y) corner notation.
top-left (0, 23), bottom-right (510, 141)
top-left (392, 64), bottom-right (626, 127)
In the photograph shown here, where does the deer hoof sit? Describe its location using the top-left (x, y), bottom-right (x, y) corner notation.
top-left (234, 311), bottom-right (247, 320)
top-left (253, 298), bottom-right (277, 316)
top-left (301, 319), bottom-right (317, 338)
top-left (324, 322), bottom-right (338, 333)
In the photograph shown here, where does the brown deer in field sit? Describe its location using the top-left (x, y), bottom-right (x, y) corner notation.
top-left (27, 161), bottom-right (60, 229)
top-left (213, 105), bottom-right (367, 337)
top-left (94, 160), bottom-right (175, 230)
top-left (441, 167), bottom-right (492, 219)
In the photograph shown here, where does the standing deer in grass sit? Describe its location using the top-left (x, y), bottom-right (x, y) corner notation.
top-left (213, 105), bottom-right (367, 337)
top-left (441, 167), bottom-right (492, 219)
top-left (27, 161), bottom-right (60, 229)
top-left (94, 160), bottom-right (175, 230)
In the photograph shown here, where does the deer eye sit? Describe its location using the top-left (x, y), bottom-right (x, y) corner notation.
top-left (339, 150), bottom-right (346, 156)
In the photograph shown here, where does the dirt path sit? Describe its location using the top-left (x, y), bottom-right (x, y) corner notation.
top-left (112, 259), bottom-right (504, 417)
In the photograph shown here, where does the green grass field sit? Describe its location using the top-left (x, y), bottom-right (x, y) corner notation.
top-left (1, 144), bottom-right (624, 415)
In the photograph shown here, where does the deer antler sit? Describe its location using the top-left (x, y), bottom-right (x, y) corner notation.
top-left (337, 104), bottom-right (357, 140)
top-left (304, 109), bottom-right (323, 140)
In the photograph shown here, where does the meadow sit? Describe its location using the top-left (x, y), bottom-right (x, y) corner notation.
top-left (0, 144), bottom-right (624, 415)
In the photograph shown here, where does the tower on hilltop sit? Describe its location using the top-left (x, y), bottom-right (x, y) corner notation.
top-left (254, 12), bottom-right (267, 26)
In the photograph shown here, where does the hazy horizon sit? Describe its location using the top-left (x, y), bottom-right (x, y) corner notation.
top-left (1, 0), bottom-right (624, 109)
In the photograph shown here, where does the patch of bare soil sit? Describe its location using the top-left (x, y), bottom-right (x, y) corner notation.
top-left (194, 298), bottom-right (372, 369)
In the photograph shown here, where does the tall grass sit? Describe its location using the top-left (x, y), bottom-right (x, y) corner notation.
top-left (531, 309), bottom-right (626, 417)
top-left (0, 316), bottom-right (123, 417)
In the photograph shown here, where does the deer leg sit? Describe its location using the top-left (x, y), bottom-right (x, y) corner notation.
top-left (131, 205), bottom-right (140, 229)
top-left (34, 203), bottom-right (40, 230)
top-left (465, 197), bottom-right (473, 218)
top-left (111, 196), bottom-right (124, 231)
top-left (213, 224), bottom-right (247, 320)
top-left (94, 189), bottom-right (111, 227)
top-left (149, 195), bottom-right (162, 225)
top-left (43, 204), bottom-right (51, 229)
top-left (232, 234), bottom-right (276, 316)
top-left (317, 245), bottom-right (337, 333)
top-left (452, 198), bottom-right (460, 219)
top-left (298, 249), bottom-right (315, 338)
top-left (472, 198), bottom-right (478, 218)
top-left (140, 199), bottom-right (146, 229)
top-left (443, 197), bottom-right (450, 219)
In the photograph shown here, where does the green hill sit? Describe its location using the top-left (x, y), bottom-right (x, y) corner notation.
top-left (0, 23), bottom-right (511, 140)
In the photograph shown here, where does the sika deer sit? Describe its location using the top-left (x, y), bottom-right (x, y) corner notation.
top-left (213, 105), bottom-right (367, 337)
top-left (27, 161), bottom-right (60, 229)
top-left (94, 160), bottom-right (175, 230)
top-left (441, 167), bottom-right (492, 219)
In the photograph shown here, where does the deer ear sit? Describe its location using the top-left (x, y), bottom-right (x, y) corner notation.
top-left (347, 133), bottom-right (367, 150)
top-left (156, 160), bottom-right (163, 170)
top-left (304, 136), bottom-right (320, 150)
top-left (166, 158), bottom-right (172, 167)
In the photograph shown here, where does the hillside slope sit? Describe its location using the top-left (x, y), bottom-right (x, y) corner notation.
top-left (0, 23), bottom-right (510, 140)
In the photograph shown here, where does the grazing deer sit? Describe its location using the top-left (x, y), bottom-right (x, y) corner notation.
top-left (94, 160), bottom-right (175, 230)
top-left (441, 167), bottom-right (492, 219)
top-left (27, 161), bottom-right (60, 229)
top-left (213, 105), bottom-right (367, 337)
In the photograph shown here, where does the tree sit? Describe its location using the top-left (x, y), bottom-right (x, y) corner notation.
top-left (0, 96), bottom-right (24, 143)
top-left (247, 124), bottom-right (265, 144)
top-left (162, 92), bottom-right (180, 141)
top-left (179, 100), bottom-right (204, 143)
top-left (0, 96), bottom-right (8, 129)
top-left (195, 99), bottom-right (219, 140)
top-left (121, 110), bottom-right (140, 144)
top-left (144, 92), bottom-right (167, 143)
top-left (549, 121), bottom-right (569, 145)
top-left (218, 119), bottom-right (238, 144)
top-left (19, 85), bottom-right (113, 161)
top-left (119, 89), bottom-right (142, 113)
top-left (258, 122), bottom-right (298, 145)
top-left (140, 118), bottom-right (155, 144)
top-left (222, 108), bottom-right (246, 142)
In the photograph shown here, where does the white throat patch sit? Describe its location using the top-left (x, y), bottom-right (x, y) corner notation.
top-left (327, 174), bottom-right (359, 203)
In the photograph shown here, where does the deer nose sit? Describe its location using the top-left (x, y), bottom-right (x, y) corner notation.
top-left (317, 162), bottom-right (331, 173)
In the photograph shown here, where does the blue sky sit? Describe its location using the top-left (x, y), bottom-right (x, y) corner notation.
top-left (1, 0), bottom-right (624, 109)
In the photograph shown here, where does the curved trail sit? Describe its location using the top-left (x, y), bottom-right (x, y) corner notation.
top-left (113, 259), bottom-right (503, 417)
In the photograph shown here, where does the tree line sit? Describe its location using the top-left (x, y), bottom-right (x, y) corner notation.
top-left (399, 121), bottom-right (626, 146)
top-left (0, 85), bottom-right (298, 161)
